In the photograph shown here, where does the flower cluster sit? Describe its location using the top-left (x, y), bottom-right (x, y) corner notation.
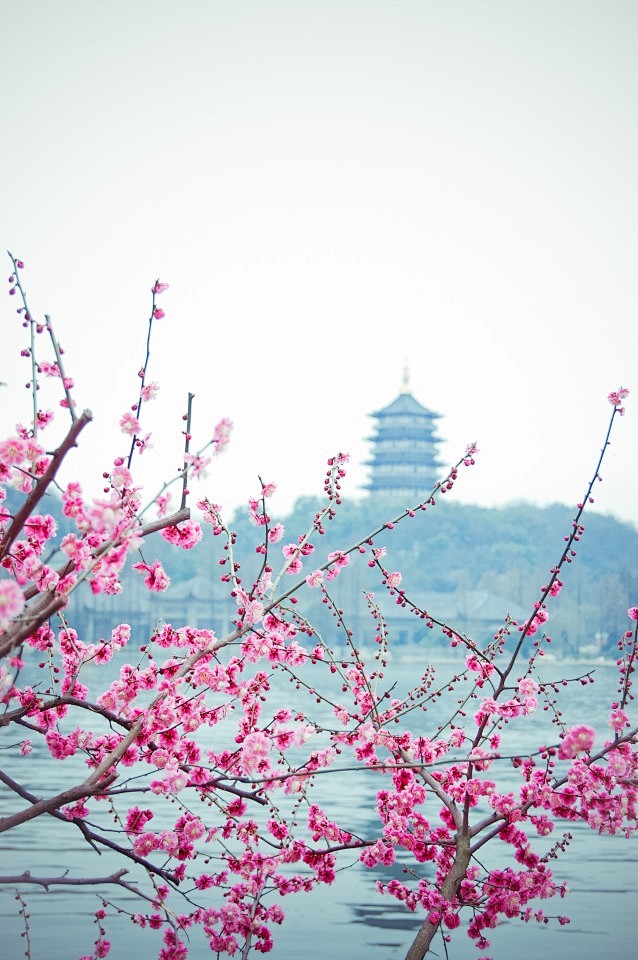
top-left (1, 258), bottom-right (636, 960)
top-left (608, 386), bottom-right (630, 414)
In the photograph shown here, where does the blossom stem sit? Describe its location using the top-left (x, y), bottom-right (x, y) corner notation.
top-left (180, 392), bottom-right (194, 510)
top-left (45, 315), bottom-right (77, 422)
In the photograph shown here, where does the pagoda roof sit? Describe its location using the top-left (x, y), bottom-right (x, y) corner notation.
top-left (371, 391), bottom-right (440, 419)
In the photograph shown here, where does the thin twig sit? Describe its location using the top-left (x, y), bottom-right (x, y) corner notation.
top-left (180, 393), bottom-right (194, 510)
top-left (45, 315), bottom-right (77, 422)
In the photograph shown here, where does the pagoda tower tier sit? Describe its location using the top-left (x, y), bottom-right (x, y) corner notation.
top-left (365, 371), bottom-right (442, 502)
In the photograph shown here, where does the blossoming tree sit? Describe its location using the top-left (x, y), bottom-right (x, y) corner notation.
top-left (1, 255), bottom-right (636, 960)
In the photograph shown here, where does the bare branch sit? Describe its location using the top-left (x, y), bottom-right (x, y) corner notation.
top-left (0, 767), bottom-right (117, 834)
top-left (1, 868), bottom-right (129, 887)
top-left (2, 868), bottom-right (169, 907)
top-left (0, 770), bottom-right (178, 884)
top-left (180, 392), bottom-right (194, 510)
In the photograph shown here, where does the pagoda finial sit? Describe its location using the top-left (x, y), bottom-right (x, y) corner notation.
top-left (401, 363), bottom-right (410, 394)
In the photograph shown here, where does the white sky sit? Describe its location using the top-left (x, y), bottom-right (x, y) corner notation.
top-left (2, 1), bottom-right (637, 529)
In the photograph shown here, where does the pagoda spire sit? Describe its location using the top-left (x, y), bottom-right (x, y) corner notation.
top-left (364, 374), bottom-right (442, 503)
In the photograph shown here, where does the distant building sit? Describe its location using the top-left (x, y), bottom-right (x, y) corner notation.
top-left (390, 588), bottom-right (530, 646)
top-left (365, 368), bottom-right (442, 502)
top-left (69, 574), bottom-right (235, 646)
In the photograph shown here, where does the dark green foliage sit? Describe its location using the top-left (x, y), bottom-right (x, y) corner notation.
top-left (230, 496), bottom-right (638, 655)
top-left (7, 482), bottom-right (636, 656)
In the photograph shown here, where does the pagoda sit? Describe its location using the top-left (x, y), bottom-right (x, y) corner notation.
top-left (365, 369), bottom-right (442, 502)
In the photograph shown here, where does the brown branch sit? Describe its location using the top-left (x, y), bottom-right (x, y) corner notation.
top-left (139, 507), bottom-right (190, 538)
top-left (1, 868), bottom-right (129, 887)
top-left (0, 592), bottom-right (68, 659)
top-left (76, 626), bottom-right (247, 793)
top-left (1, 868), bottom-right (169, 907)
top-left (0, 410), bottom-right (92, 564)
top-left (1, 622), bottom-right (248, 841)
top-left (70, 814), bottom-right (178, 884)
top-left (1, 694), bottom-right (134, 729)
top-left (0, 770), bottom-right (177, 884)
top-left (404, 833), bottom-right (472, 960)
top-left (19, 505), bottom-right (192, 606)
top-left (0, 767), bottom-right (117, 833)
top-left (1, 505), bottom-right (192, 660)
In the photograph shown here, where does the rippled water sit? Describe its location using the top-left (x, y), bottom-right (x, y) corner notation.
top-left (1, 653), bottom-right (635, 959)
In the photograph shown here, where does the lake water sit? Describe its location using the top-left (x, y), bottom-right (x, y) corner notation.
top-left (1, 652), bottom-right (635, 960)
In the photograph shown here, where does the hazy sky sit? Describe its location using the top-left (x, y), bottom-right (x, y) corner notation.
top-left (2, 1), bottom-right (637, 530)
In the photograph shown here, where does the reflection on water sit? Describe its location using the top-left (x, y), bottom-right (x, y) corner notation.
top-left (1, 653), bottom-right (635, 959)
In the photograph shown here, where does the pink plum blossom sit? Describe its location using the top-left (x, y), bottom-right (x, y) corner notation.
top-left (24, 513), bottom-right (57, 546)
top-left (325, 551), bottom-right (350, 581)
top-left (161, 520), bottom-right (202, 549)
top-left (140, 381), bottom-right (159, 401)
top-left (110, 464), bottom-right (134, 490)
top-left (609, 707), bottom-right (629, 732)
top-left (518, 677), bottom-right (539, 697)
top-left (0, 436), bottom-right (26, 466)
top-left (239, 730), bottom-right (272, 774)
top-left (155, 493), bottom-right (172, 518)
top-left (557, 724), bottom-right (596, 759)
top-left (268, 523), bottom-right (284, 543)
top-left (608, 387), bottom-right (630, 413)
top-left (184, 453), bottom-right (211, 479)
top-left (132, 560), bottom-right (170, 592)
top-left (119, 411), bottom-right (140, 435)
top-left (212, 417), bottom-right (233, 454)
top-left (1, 267), bottom-right (636, 960)
top-left (0, 579), bottom-right (25, 630)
